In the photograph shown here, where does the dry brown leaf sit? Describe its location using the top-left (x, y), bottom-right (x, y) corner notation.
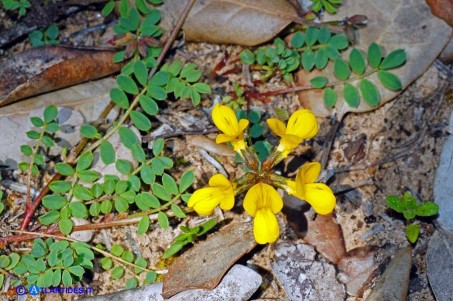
top-left (0, 46), bottom-right (123, 107)
top-left (426, 0), bottom-right (453, 27)
top-left (298, 0), bottom-right (452, 118)
top-left (159, 0), bottom-right (298, 46)
top-left (301, 213), bottom-right (346, 264)
top-left (162, 221), bottom-right (256, 298)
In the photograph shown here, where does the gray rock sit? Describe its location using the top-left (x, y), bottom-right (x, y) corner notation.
top-left (433, 111), bottom-right (453, 230)
top-left (427, 230), bottom-right (453, 301)
top-left (271, 242), bottom-right (345, 301)
top-left (79, 264), bottom-right (261, 301)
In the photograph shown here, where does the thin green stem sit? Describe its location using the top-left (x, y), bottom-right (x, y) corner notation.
top-left (129, 194), bottom-right (181, 219)
top-left (26, 125), bottom-right (47, 204)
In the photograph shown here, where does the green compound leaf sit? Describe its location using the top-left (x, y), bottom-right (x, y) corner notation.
top-left (302, 50), bottom-right (315, 71)
top-left (126, 277), bottom-right (138, 289)
top-left (328, 35), bottom-right (349, 50)
top-left (162, 173), bottom-right (178, 195)
top-left (102, 0), bottom-right (114, 16)
top-left (145, 271), bottom-right (157, 283)
top-left (26, 130), bottom-right (40, 140)
top-left (80, 124), bottom-right (98, 139)
top-left (179, 170), bottom-right (194, 193)
top-left (31, 238), bottom-right (47, 258)
top-left (134, 258), bottom-right (147, 274)
top-left (158, 211), bottom-right (169, 229)
top-left (139, 95), bottom-right (159, 116)
top-left (119, 127), bottom-right (140, 149)
top-left (110, 88), bottom-right (129, 109)
top-left (49, 181), bottom-right (71, 193)
top-left (74, 184), bottom-right (93, 201)
top-left (131, 110), bottom-right (152, 131)
top-left (152, 138), bottom-right (164, 156)
top-left (343, 84), bottom-right (360, 108)
top-left (317, 27), bottom-right (331, 44)
top-left (416, 201), bottom-right (439, 217)
top-left (76, 151), bottom-right (93, 172)
top-left (325, 45), bottom-right (340, 60)
top-left (367, 42), bottom-right (382, 68)
top-left (152, 183), bottom-right (171, 201)
top-left (117, 75), bottom-right (139, 95)
top-left (20, 144), bottom-right (33, 156)
top-left (59, 218), bottom-right (73, 235)
top-left (39, 211), bottom-right (60, 225)
top-left (249, 123), bottom-right (264, 138)
top-left (133, 61), bottom-right (148, 87)
top-left (291, 31), bottom-right (304, 48)
top-left (52, 269), bottom-right (62, 286)
top-left (55, 162), bottom-right (74, 176)
top-left (43, 105), bottom-right (58, 123)
top-left (310, 76), bottom-right (328, 88)
top-left (380, 49), bottom-right (406, 70)
top-left (334, 58), bottom-right (351, 81)
top-left (47, 122), bottom-right (60, 133)
top-left (377, 70), bottom-right (402, 91)
top-left (140, 165), bottom-right (155, 184)
top-left (149, 71), bottom-right (170, 87)
top-left (163, 242), bottom-right (185, 259)
top-left (41, 135), bottom-right (55, 148)
top-left (131, 143), bottom-right (146, 163)
top-left (43, 194), bottom-right (67, 210)
top-left (114, 197), bottom-right (129, 212)
top-left (386, 195), bottom-right (404, 213)
top-left (147, 85), bottom-right (167, 100)
top-left (68, 266), bottom-right (85, 277)
top-left (30, 117), bottom-right (44, 127)
top-left (193, 82), bottom-right (211, 94)
top-left (171, 204), bottom-right (186, 218)
top-left (111, 267), bottom-right (125, 279)
top-left (406, 223), bottom-right (420, 243)
top-left (69, 202), bottom-right (88, 219)
top-left (315, 48), bottom-right (328, 69)
top-left (137, 216), bottom-right (150, 235)
top-left (324, 87), bottom-right (337, 109)
top-left (359, 79), bottom-right (380, 107)
top-left (305, 27), bottom-right (319, 47)
top-left (239, 49), bottom-right (255, 64)
top-left (115, 180), bottom-right (128, 195)
top-left (116, 159), bottom-right (132, 175)
top-left (100, 141), bottom-right (115, 165)
top-left (349, 48), bottom-right (366, 75)
top-left (100, 257), bottom-right (113, 270)
top-left (111, 244), bottom-right (124, 256)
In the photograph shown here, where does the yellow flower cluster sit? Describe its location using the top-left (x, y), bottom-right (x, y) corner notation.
top-left (187, 104), bottom-right (336, 244)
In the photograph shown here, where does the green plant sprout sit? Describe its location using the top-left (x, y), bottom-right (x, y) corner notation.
top-left (386, 192), bottom-right (439, 243)
top-left (1, 0), bottom-right (31, 16)
top-left (222, 82), bottom-right (247, 110)
top-left (311, 0), bottom-right (342, 14)
top-left (240, 27), bottom-right (406, 109)
top-left (29, 24), bottom-right (60, 47)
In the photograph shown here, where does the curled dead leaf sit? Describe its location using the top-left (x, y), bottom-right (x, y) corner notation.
top-left (0, 46), bottom-right (124, 107)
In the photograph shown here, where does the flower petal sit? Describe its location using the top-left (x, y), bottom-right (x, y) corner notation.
top-left (216, 133), bottom-right (235, 144)
top-left (303, 183), bottom-right (336, 215)
top-left (296, 162), bottom-right (321, 186)
top-left (187, 187), bottom-right (222, 215)
top-left (267, 118), bottom-right (286, 137)
top-left (208, 174), bottom-right (231, 187)
top-left (238, 119), bottom-right (250, 133)
top-left (243, 183), bottom-right (283, 216)
top-left (220, 193), bottom-right (235, 211)
top-left (253, 208), bottom-right (280, 244)
top-left (285, 109), bottom-right (318, 140)
top-left (212, 104), bottom-right (239, 136)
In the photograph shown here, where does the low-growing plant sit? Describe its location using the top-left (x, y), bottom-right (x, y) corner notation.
top-left (1, 0), bottom-right (31, 16)
top-left (386, 192), bottom-right (439, 243)
top-left (29, 24), bottom-right (60, 47)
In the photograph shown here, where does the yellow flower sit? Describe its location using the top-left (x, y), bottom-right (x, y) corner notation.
top-left (212, 103), bottom-right (249, 151)
top-left (286, 162), bottom-right (336, 215)
top-left (243, 183), bottom-right (283, 244)
top-left (267, 109), bottom-right (318, 157)
top-left (187, 174), bottom-right (235, 215)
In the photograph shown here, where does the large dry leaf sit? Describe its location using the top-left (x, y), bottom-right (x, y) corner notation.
top-left (302, 213), bottom-right (346, 264)
top-left (0, 46), bottom-right (123, 107)
top-left (162, 221), bottom-right (256, 298)
top-left (427, 229), bottom-right (453, 301)
top-left (159, 0), bottom-right (298, 46)
top-left (298, 0), bottom-right (452, 118)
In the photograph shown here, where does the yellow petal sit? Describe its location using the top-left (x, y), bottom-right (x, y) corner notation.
top-left (267, 118), bottom-right (286, 137)
top-left (253, 208), bottom-right (280, 244)
top-left (208, 174), bottom-right (231, 187)
top-left (285, 180), bottom-right (297, 195)
top-left (231, 139), bottom-right (247, 152)
top-left (212, 104), bottom-right (239, 136)
top-left (220, 194), bottom-right (235, 211)
top-left (243, 183), bottom-right (283, 216)
top-left (238, 119), bottom-right (250, 133)
top-left (303, 183), bottom-right (336, 215)
top-left (296, 162), bottom-right (321, 186)
top-left (216, 133), bottom-right (235, 144)
top-left (286, 109), bottom-right (318, 140)
top-left (278, 134), bottom-right (303, 155)
top-left (187, 187), bottom-right (222, 215)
